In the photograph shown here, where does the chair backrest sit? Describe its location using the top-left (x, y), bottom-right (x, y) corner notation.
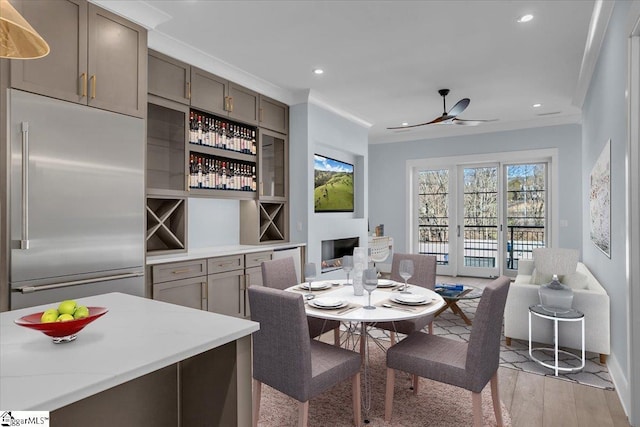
top-left (370, 236), bottom-right (392, 263)
top-left (248, 286), bottom-right (312, 401)
top-left (532, 247), bottom-right (579, 277)
top-left (261, 257), bottom-right (299, 290)
top-left (465, 276), bottom-right (511, 393)
top-left (389, 253), bottom-right (437, 290)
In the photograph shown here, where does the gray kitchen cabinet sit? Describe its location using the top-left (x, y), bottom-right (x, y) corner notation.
top-left (258, 129), bottom-right (288, 201)
top-left (244, 251), bottom-right (272, 317)
top-left (207, 270), bottom-right (245, 318)
top-left (151, 259), bottom-right (207, 309)
top-left (190, 67), bottom-right (259, 125)
top-left (10, 0), bottom-right (146, 118)
top-left (259, 96), bottom-right (289, 134)
top-left (148, 49), bottom-right (191, 105)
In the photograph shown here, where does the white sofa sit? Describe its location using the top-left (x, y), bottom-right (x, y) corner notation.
top-left (504, 258), bottom-right (610, 362)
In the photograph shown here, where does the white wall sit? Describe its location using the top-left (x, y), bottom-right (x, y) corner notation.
top-left (581, 0), bottom-right (632, 414)
top-left (290, 102), bottom-right (369, 279)
top-left (187, 198), bottom-right (240, 248)
top-left (368, 124), bottom-right (583, 255)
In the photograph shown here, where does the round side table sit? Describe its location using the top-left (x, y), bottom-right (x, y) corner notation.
top-left (528, 304), bottom-right (585, 376)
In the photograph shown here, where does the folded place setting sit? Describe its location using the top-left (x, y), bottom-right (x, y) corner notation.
top-left (305, 296), bottom-right (362, 315)
top-left (291, 281), bottom-right (343, 296)
top-left (376, 294), bottom-right (434, 313)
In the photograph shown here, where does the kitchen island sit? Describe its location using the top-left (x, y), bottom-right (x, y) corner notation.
top-left (0, 292), bottom-right (259, 426)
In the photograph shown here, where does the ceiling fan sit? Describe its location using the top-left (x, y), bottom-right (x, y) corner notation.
top-left (388, 89), bottom-right (496, 129)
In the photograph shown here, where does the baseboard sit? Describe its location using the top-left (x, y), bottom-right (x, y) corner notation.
top-left (606, 351), bottom-right (631, 419)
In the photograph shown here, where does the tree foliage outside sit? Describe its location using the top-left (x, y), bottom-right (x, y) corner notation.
top-left (417, 164), bottom-right (546, 257)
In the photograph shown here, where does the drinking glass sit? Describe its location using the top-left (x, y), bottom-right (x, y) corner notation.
top-left (342, 255), bottom-right (354, 284)
top-left (398, 259), bottom-right (414, 293)
top-left (304, 263), bottom-right (317, 298)
top-left (363, 268), bottom-right (378, 310)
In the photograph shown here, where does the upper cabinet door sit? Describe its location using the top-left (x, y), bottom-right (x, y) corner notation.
top-left (190, 67), bottom-right (228, 116)
top-left (148, 49), bottom-right (191, 105)
top-left (228, 83), bottom-right (259, 125)
top-left (259, 96), bottom-right (289, 134)
top-left (10, 0), bottom-right (88, 104)
top-left (87, 4), bottom-right (147, 118)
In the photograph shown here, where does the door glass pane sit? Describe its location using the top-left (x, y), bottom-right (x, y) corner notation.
top-left (506, 164), bottom-right (546, 271)
top-left (147, 103), bottom-right (185, 191)
top-left (417, 169), bottom-right (450, 265)
top-left (261, 133), bottom-right (285, 198)
top-left (463, 167), bottom-right (498, 268)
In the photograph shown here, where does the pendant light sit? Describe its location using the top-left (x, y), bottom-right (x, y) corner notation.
top-left (0, 0), bottom-right (49, 59)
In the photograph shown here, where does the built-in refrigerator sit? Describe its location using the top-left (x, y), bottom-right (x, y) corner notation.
top-left (8, 89), bottom-right (145, 309)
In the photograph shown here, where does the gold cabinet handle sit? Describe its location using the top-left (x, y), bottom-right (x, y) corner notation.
top-left (259, 108), bottom-right (263, 122)
top-left (172, 269), bottom-right (190, 274)
top-left (90, 75), bottom-right (96, 99)
top-left (186, 81), bottom-right (191, 99)
top-left (224, 96), bottom-right (230, 111)
top-left (228, 96), bottom-right (233, 112)
top-left (260, 181), bottom-right (263, 196)
top-left (80, 73), bottom-right (87, 97)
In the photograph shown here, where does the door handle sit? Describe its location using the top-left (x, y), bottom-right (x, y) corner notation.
top-left (457, 225), bottom-right (460, 238)
top-left (90, 75), bottom-right (96, 99)
top-left (80, 73), bottom-right (87, 97)
top-left (20, 122), bottom-right (30, 250)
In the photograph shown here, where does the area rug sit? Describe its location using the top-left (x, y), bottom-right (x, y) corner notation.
top-left (257, 340), bottom-right (512, 426)
top-left (433, 298), bottom-right (614, 390)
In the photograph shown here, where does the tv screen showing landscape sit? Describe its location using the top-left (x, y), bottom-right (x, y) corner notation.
top-left (314, 154), bottom-right (354, 212)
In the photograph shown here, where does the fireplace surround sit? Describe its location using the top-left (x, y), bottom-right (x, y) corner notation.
top-left (321, 237), bottom-right (360, 273)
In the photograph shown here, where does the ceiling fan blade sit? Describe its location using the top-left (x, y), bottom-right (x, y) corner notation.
top-left (447, 98), bottom-right (470, 117)
top-left (452, 118), bottom-right (498, 126)
top-left (387, 115), bottom-right (452, 130)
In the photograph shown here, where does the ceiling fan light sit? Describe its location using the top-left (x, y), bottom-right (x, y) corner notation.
top-left (0, 0), bottom-right (50, 59)
top-left (312, 68), bottom-right (324, 75)
top-left (401, 122), bottom-right (408, 126)
top-left (517, 14), bottom-right (534, 23)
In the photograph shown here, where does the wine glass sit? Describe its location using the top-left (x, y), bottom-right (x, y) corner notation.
top-left (342, 255), bottom-right (354, 285)
top-left (363, 268), bottom-right (378, 310)
top-left (304, 263), bottom-right (317, 298)
top-left (398, 259), bottom-right (414, 294)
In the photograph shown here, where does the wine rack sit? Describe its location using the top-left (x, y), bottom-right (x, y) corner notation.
top-left (240, 201), bottom-right (287, 244)
top-left (146, 197), bottom-right (186, 253)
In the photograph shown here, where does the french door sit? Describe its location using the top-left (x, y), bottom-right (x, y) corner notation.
top-left (415, 161), bottom-right (547, 278)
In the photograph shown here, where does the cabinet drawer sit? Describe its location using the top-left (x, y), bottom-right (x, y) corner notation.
top-left (245, 251), bottom-right (273, 268)
top-left (152, 259), bottom-right (207, 283)
top-left (208, 255), bottom-right (244, 274)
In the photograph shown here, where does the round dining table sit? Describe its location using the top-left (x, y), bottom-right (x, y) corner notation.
top-left (286, 279), bottom-right (446, 422)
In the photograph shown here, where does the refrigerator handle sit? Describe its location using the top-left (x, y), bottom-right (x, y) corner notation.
top-left (15, 271), bottom-right (145, 293)
top-left (20, 122), bottom-right (30, 250)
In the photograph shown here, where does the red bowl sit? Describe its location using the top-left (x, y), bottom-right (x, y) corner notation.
top-left (14, 307), bottom-right (108, 342)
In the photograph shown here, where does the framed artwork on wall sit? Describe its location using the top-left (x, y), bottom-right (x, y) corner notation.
top-left (590, 139), bottom-right (611, 257)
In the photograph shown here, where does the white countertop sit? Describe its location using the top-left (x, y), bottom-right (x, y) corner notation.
top-left (0, 292), bottom-right (259, 411)
top-left (146, 242), bottom-right (305, 265)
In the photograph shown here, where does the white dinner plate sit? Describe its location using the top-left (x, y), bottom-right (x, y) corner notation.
top-left (391, 294), bottom-right (430, 306)
top-left (309, 298), bottom-right (348, 309)
top-left (376, 279), bottom-right (396, 288)
top-left (300, 282), bottom-right (332, 291)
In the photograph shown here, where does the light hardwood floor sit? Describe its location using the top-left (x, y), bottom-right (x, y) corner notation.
top-left (498, 366), bottom-right (629, 427)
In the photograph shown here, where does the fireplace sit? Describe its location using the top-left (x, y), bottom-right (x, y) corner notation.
top-left (321, 237), bottom-right (360, 273)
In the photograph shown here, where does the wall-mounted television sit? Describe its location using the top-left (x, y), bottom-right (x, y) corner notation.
top-left (314, 154), bottom-right (354, 213)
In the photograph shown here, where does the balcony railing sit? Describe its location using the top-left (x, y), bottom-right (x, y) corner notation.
top-left (418, 224), bottom-right (545, 270)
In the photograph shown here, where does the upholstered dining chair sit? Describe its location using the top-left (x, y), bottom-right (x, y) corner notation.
top-left (261, 257), bottom-right (341, 346)
top-left (249, 286), bottom-right (362, 427)
top-left (373, 253), bottom-right (437, 345)
top-left (384, 276), bottom-right (510, 427)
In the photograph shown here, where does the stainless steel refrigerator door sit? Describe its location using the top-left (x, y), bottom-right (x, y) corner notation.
top-left (9, 89), bottom-right (145, 286)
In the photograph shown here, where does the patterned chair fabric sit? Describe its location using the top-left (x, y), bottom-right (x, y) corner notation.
top-left (384, 276), bottom-right (511, 426)
top-left (260, 257), bottom-right (341, 340)
top-left (249, 286), bottom-right (362, 426)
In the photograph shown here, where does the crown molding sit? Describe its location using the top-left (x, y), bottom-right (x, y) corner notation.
top-left (90, 0), bottom-right (171, 29)
top-left (301, 90), bottom-right (373, 129)
top-left (572, 0), bottom-right (615, 108)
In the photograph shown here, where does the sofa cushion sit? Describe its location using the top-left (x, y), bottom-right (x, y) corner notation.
top-left (563, 271), bottom-right (590, 290)
top-left (530, 268), bottom-right (563, 285)
top-left (532, 248), bottom-right (579, 277)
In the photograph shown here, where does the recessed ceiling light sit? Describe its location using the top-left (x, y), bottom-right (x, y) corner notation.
top-left (517, 14), bottom-right (534, 23)
top-left (402, 122), bottom-right (409, 126)
top-left (313, 68), bottom-right (324, 75)
top-left (532, 103), bottom-right (542, 108)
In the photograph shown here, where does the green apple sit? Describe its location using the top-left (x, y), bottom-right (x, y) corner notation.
top-left (57, 300), bottom-right (77, 315)
top-left (73, 305), bottom-right (89, 319)
top-left (41, 308), bottom-right (59, 323)
top-left (56, 313), bottom-right (74, 322)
